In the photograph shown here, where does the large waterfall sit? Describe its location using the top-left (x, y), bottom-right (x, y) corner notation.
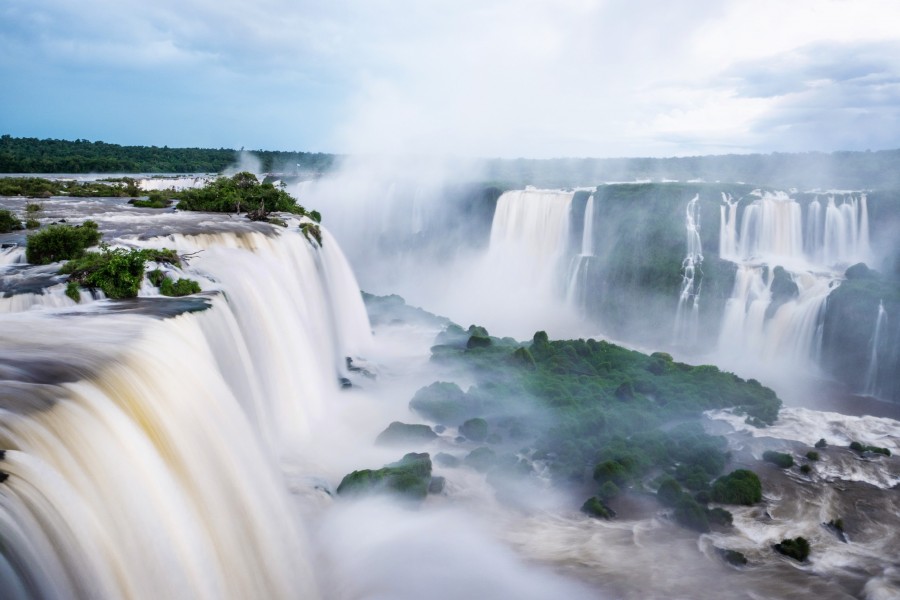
top-left (0, 210), bottom-right (371, 599)
top-left (717, 190), bottom-right (871, 371)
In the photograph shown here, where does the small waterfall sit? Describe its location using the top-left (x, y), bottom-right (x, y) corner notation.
top-left (863, 301), bottom-right (887, 397)
top-left (719, 193), bottom-right (738, 260)
top-left (735, 192), bottom-right (804, 264)
top-left (566, 194), bottom-right (595, 306)
top-left (673, 194), bottom-right (703, 345)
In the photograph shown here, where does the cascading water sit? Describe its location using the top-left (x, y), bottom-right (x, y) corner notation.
top-left (0, 206), bottom-right (372, 599)
top-left (863, 301), bottom-right (887, 397)
top-left (566, 194), bottom-right (594, 306)
top-left (716, 190), bottom-right (871, 372)
top-left (673, 194), bottom-right (702, 346)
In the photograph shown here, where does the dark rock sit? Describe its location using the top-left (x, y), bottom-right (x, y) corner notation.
top-left (434, 453), bottom-right (460, 468)
top-left (719, 549), bottom-right (748, 566)
top-left (464, 446), bottom-right (497, 472)
top-left (375, 421), bottom-right (438, 446)
top-left (409, 381), bottom-right (475, 426)
top-left (339, 377), bottom-right (352, 389)
top-left (459, 418), bottom-right (488, 442)
top-left (428, 476), bottom-right (446, 494)
top-left (774, 537), bottom-right (810, 562)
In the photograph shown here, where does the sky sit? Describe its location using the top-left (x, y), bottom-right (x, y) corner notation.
top-left (2, 0), bottom-right (900, 158)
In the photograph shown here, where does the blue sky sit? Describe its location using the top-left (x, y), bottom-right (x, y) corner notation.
top-left (2, 0), bottom-right (900, 158)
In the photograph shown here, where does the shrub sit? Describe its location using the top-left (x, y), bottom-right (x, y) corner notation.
top-left (26, 221), bottom-right (101, 264)
top-left (806, 451), bottom-right (819, 461)
top-left (815, 438), bottom-right (827, 448)
top-left (159, 277), bottom-right (201, 297)
top-left (25, 203), bottom-right (42, 213)
top-left (707, 507), bottom-right (733, 527)
top-left (597, 481), bottom-right (620, 501)
top-left (25, 218), bottom-right (40, 229)
top-left (674, 494), bottom-right (710, 532)
top-left (0, 209), bottom-right (23, 233)
top-left (774, 537), bottom-right (810, 562)
top-left (850, 442), bottom-right (891, 456)
top-left (657, 477), bottom-right (683, 507)
top-left (763, 450), bottom-right (794, 468)
top-left (800, 464), bottom-right (811, 474)
top-left (61, 244), bottom-right (181, 299)
top-left (65, 281), bottom-right (80, 303)
top-left (581, 496), bottom-right (615, 519)
top-left (593, 460), bottom-right (630, 486)
top-left (710, 469), bottom-right (762, 505)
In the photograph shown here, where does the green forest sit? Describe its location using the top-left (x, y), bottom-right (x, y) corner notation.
top-left (3, 134), bottom-right (900, 189)
top-left (0, 135), bottom-right (336, 174)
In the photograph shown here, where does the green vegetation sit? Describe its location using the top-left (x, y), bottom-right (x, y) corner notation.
top-left (25, 218), bottom-right (40, 229)
top-left (762, 451), bottom-right (794, 468)
top-left (0, 135), bottom-right (336, 174)
top-left (709, 469), bottom-right (762, 506)
top-left (25, 203), bottom-right (41, 212)
top-left (581, 496), bottom-right (615, 519)
top-left (806, 451), bottom-right (819, 461)
top-left (0, 176), bottom-right (141, 197)
top-left (409, 323), bottom-right (780, 533)
top-left (65, 281), bottom-right (80, 303)
top-left (774, 537), bottom-right (810, 562)
top-left (849, 441), bottom-right (891, 456)
top-left (815, 438), bottom-right (827, 448)
top-left (336, 453), bottom-right (433, 502)
top-left (159, 277), bottom-right (201, 297)
top-left (60, 245), bottom-right (182, 299)
top-left (25, 221), bottom-right (101, 264)
top-left (0, 209), bottom-right (22, 232)
top-left (129, 193), bottom-right (173, 208)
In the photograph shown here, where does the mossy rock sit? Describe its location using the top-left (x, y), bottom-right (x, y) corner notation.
top-left (720, 549), bottom-right (748, 566)
top-left (336, 453), bottom-right (432, 502)
top-left (459, 418), bottom-right (488, 442)
top-left (464, 446), bottom-right (497, 472)
top-left (762, 450), bottom-right (794, 468)
top-left (774, 537), bottom-right (810, 562)
top-left (375, 421), bottom-right (438, 446)
top-left (409, 381), bottom-right (476, 426)
top-left (433, 452), bottom-right (461, 468)
top-left (581, 496), bottom-right (616, 519)
top-left (466, 334), bottom-right (492, 349)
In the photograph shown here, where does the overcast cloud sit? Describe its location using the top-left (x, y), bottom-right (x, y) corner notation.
top-left (1, 0), bottom-right (899, 157)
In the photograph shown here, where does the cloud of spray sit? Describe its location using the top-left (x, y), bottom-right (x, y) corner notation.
top-left (222, 150), bottom-right (264, 176)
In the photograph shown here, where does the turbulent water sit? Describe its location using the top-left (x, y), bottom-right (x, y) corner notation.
top-left (1, 182), bottom-right (899, 600)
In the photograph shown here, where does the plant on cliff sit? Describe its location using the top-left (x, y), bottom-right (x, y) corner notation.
top-left (60, 244), bottom-right (182, 299)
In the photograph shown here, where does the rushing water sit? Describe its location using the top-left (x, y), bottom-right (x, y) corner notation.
top-left (1, 186), bottom-right (898, 600)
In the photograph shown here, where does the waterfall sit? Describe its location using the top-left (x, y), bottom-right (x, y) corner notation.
top-left (719, 193), bottom-right (738, 261)
top-left (487, 188), bottom-right (574, 296)
top-left (0, 223), bottom-right (372, 598)
top-left (863, 301), bottom-right (887, 397)
top-left (566, 194), bottom-right (595, 306)
top-left (673, 194), bottom-right (703, 346)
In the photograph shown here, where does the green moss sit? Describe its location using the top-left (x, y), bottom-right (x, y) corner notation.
top-left (763, 450), bottom-right (794, 468)
top-left (26, 221), bottom-right (101, 264)
top-left (336, 453), bottom-right (432, 501)
top-left (710, 470), bottom-right (762, 505)
top-left (581, 496), bottom-right (615, 519)
top-left (300, 222), bottom-right (322, 245)
top-left (774, 537), bottom-right (810, 562)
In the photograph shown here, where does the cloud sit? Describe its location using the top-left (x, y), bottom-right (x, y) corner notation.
top-left (2, 0), bottom-right (900, 156)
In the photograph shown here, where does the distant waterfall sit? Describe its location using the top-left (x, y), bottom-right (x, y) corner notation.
top-left (0, 224), bottom-right (371, 599)
top-left (863, 301), bottom-right (887, 397)
top-left (716, 190), bottom-right (870, 371)
top-left (673, 195), bottom-right (703, 346)
top-left (718, 191), bottom-right (870, 268)
top-left (566, 194), bottom-right (595, 306)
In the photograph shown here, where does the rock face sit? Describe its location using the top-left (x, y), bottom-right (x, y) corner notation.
top-left (375, 422), bottom-right (438, 446)
top-left (336, 453), bottom-right (433, 502)
top-left (409, 381), bottom-right (478, 426)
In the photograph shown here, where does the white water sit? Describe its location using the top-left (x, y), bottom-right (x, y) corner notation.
top-left (863, 301), bottom-right (887, 397)
top-left (673, 194), bottom-right (703, 346)
top-left (0, 221), bottom-right (372, 598)
top-left (138, 176), bottom-right (211, 192)
top-left (716, 190), bottom-right (871, 373)
top-left (566, 194), bottom-right (595, 306)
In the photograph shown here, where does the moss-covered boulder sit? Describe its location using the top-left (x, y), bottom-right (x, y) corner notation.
top-left (709, 469), bottom-right (762, 505)
top-left (464, 446), bottom-right (497, 472)
top-left (763, 450), bottom-right (794, 468)
top-left (581, 496), bottom-right (616, 519)
top-left (774, 536), bottom-right (810, 562)
top-left (459, 418), bottom-right (488, 442)
top-left (409, 381), bottom-right (476, 426)
top-left (375, 421), bottom-right (438, 446)
top-left (336, 453), bottom-right (433, 502)
top-left (720, 549), bottom-right (748, 566)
